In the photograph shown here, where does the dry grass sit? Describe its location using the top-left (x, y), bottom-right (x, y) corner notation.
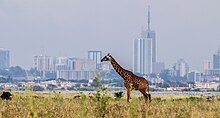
top-left (0, 91), bottom-right (220, 118)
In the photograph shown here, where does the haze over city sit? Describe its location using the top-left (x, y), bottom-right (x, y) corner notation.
top-left (0, 0), bottom-right (220, 71)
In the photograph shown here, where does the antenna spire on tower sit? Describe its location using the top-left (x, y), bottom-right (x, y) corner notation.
top-left (148, 5), bottom-right (151, 30)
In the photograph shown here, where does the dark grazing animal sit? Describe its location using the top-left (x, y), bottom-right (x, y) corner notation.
top-left (1, 92), bottom-right (13, 100)
top-left (114, 91), bottom-right (123, 99)
top-left (73, 95), bottom-right (81, 99)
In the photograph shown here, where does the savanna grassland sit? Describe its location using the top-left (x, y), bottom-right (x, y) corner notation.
top-left (0, 90), bottom-right (220, 118)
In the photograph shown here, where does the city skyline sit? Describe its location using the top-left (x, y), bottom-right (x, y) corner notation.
top-left (0, 0), bottom-right (220, 71)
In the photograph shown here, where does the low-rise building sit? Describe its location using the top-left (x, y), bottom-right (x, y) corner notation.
top-left (195, 82), bottom-right (220, 90)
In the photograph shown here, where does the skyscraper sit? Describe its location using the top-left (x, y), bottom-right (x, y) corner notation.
top-left (133, 38), bottom-right (146, 74)
top-left (133, 6), bottom-right (156, 74)
top-left (88, 51), bottom-right (102, 69)
top-left (213, 48), bottom-right (220, 69)
top-left (207, 48), bottom-right (220, 77)
top-left (142, 6), bottom-right (156, 63)
top-left (0, 48), bottom-right (10, 70)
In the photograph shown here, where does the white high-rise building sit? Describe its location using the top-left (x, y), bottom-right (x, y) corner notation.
top-left (146, 36), bottom-right (153, 74)
top-left (34, 55), bottom-right (56, 72)
top-left (133, 6), bottom-right (156, 75)
top-left (133, 38), bottom-right (145, 74)
top-left (0, 48), bottom-right (10, 70)
top-left (34, 55), bottom-right (56, 78)
top-left (173, 59), bottom-right (189, 77)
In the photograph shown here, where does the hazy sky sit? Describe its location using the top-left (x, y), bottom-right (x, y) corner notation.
top-left (0, 0), bottom-right (220, 71)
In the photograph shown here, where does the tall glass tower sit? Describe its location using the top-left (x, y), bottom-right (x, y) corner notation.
top-left (0, 48), bottom-right (10, 70)
top-left (213, 48), bottom-right (220, 69)
top-left (133, 6), bottom-right (156, 74)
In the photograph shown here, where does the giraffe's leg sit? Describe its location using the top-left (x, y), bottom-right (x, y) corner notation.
top-left (147, 86), bottom-right (151, 102)
top-left (140, 89), bottom-right (149, 102)
top-left (127, 88), bottom-right (131, 102)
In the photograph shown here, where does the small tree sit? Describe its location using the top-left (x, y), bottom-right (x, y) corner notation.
top-left (33, 85), bottom-right (44, 91)
top-left (75, 83), bottom-right (81, 88)
top-left (47, 84), bottom-right (57, 91)
top-left (9, 66), bottom-right (26, 77)
top-left (91, 71), bottom-right (101, 88)
top-left (217, 85), bottom-right (220, 91)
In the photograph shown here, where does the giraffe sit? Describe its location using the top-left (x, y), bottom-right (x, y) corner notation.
top-left (101, 53), bottom-right (151, 102)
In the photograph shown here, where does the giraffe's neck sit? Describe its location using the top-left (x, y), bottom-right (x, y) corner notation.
top-left (110, 56), bottom-right (130, 80)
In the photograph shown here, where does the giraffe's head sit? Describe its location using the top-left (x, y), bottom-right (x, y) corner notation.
top-left (101, 53), bottom-right (112, 62)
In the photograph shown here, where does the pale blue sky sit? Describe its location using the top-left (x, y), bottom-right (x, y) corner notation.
top-left (0, 0), bottom-right (220, 71)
